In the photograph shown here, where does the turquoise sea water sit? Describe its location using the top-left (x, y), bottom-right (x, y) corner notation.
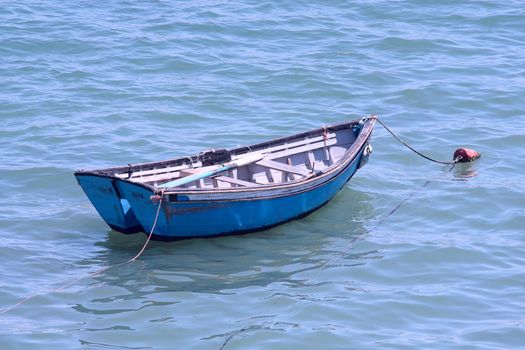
top-left (1, 1), bottom-right (524, 349)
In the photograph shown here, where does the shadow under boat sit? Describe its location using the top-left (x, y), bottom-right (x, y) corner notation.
top-left (70, 187), bottom-right (375, 305)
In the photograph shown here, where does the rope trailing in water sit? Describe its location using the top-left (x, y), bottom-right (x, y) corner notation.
top-left (368, 116), bottom-right (480, 164)
top-left (320, 115), bottom-right (481, 270)
top-left (216, 116), bottom-right (481, 349)
top-left (0, 191), bottom-right (164, 314)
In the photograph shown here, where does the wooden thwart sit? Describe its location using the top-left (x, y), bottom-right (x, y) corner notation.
top-left (118, 134), bottom-right (341, 188)
top-left (256, 159), bottom-right (311, 177)
top-left (116, 132), bottom-right (336, 180)
top-left (160, 153), bottom-right (263, 188)
top-left (259, 138), bottom-right (337, 163)
top-left (214, 176), bottom-right (261, 187)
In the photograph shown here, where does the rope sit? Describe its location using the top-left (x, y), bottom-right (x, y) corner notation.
top-left (130, 191), bottom-right (163, 262)
top-left (216, 116), bottom-right (465, 348)
top-left (319, 170), bottom-right (452, 269)
top-left (218, 328), bottom-right (248, 350)
top-left (370, 116), bottom-right (461, 165)
top-left (0, 192), bottom-right (164, 314)
top-left (319, 116), bottom-right (461, 269)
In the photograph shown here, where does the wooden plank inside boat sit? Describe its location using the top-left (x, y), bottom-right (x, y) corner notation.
top-left (255, 159), bottom-right (311, 177)
top-left (214, 176), bottom-right (261, 187)
top-left (114, 131), bottom-right (337, 180)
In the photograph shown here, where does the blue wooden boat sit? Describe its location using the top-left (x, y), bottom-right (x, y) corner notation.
top-left (74, 117), bottom-right (376, 240)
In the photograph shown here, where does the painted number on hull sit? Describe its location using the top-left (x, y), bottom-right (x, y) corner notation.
top-left (132, 192), bottom-right (146, 200)
top-left (96, 186), bottom-right (114, 195)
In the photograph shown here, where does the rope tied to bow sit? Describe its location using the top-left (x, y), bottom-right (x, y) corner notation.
top-left (367, 115), bottom-right (480, 164)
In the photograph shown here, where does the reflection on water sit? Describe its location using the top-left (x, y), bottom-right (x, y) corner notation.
top-left (1, 0), bottom-right (523, 347)
top-left (63, 189), bottom-right (378, 348)
top-left (79, 339), bottom-right (152, 350)
top-left (453, 162), bottom-right (479, 180)
top-left (72, 188), bottom-right (375, 313)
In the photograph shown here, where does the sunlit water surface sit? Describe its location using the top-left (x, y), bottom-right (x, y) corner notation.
top-left (1, 1), bottom-right (524, 349)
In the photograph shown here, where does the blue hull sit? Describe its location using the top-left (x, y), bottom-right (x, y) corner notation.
top-left (74, 118), bottom-right (375, 240)
top-left (115, 147), bottom-right (364, 239)
top-left (76, 175), bottom-right (143, 233)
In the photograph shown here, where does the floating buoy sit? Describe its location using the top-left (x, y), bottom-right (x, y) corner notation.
top-left (453, 148), bottom-right (481, 163)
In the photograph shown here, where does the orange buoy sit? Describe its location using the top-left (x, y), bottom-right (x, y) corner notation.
top-left (453, 148), bottom-right (481, 163)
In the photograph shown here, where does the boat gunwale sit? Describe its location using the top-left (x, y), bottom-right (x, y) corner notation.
top-left (75, 120), bottom-right (357, 174)
top-left (162, 138), bottom-right (372, 204)
top-left (161, 118), bottom-right (375, 197)
top-left (74, 118), bottom-right (375, 197)
top-left (145, 152), bottom-right (366, 240)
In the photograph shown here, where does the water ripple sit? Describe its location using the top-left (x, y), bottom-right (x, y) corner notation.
top-left (1, 0), bottom-right (524, 349)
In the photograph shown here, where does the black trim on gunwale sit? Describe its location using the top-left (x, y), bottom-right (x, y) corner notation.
top-left (74, 120), bottom-right (360, 177)
top-left (74, 119), bottom-right (374, 198)
top-left (162, 138), bottom-right (370, 203)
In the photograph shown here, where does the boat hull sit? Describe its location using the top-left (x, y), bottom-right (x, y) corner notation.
top-left (75, 175), bottom-right (143, 233)
top-left (74, 118), bottom-right (375, 240)
top-left (114, 144), bottom-right (366, 240)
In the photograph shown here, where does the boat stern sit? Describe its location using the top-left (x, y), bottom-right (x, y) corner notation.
top-left (74, 172), bottom-right (143, 234)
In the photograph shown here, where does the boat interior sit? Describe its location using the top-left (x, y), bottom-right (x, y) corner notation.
top-left (113, 125), bottom-right (359, 190)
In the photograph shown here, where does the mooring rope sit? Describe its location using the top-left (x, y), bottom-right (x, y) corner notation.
top-left (369, 116), bottom-right (461, 165)
top-left (215, 117), bottom-right (467, 349)
top-left (320, 166), bottom-right (454, 270)
top-left (2, 116), bottom-right (476, 320)
top-left (0, 192), bottom-right (164, 315)
top-left (319, 116), bottom-right (463, 270)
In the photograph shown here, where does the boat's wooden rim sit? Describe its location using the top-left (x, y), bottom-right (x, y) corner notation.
top-left (76, 120), bottom-right (356, 174)
top-left (119, 131), bottom-right (338, 181)
top-left (163, 140), bottom-right (370, 203)
top-left (158, 118), bottom-right (375, 195)
top-left (122, 136), bottom-right (339, 185)
top-left (74, 118), bottom-right (375, 197)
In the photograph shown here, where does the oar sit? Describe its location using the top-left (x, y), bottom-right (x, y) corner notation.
top-left (160, 153), bottom-right (264, 188)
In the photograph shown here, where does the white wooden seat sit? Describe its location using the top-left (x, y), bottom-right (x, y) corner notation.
top-left (255, 159), bottom-right (311, 178)
top-left (214, 176), bottom-right (261, 187)
top-left (112, 126), bottom-right (356, 191)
